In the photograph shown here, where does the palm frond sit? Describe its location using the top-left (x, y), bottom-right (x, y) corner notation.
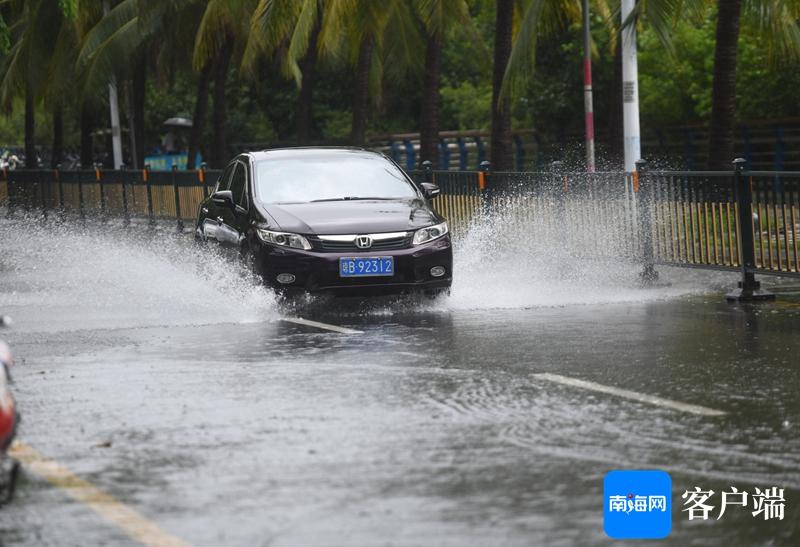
top-left (499, 0), bottom-right (547, 103)
top-left (745, 0), bottom-right (800, 64)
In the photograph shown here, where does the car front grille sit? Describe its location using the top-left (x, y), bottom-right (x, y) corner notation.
top-left (310, 233), bottom-right (411, 252)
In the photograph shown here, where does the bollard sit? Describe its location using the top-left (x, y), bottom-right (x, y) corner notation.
top-left (726, 158), bottom-right (775, 301)
top-left (635, 159), bottom-right (659, 284)
top-left (172, 165), bottom-right (184, 232)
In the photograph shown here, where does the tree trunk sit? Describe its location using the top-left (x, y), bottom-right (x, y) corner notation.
top-left (707, 0), bottom-right (743, 170)
top-left (188, 62), bottom-right (212, 170)
top-left (295, 18), bottom-right (321, 144)
top-left (51, 106), bottom-right (63, 169)
top-left (211, 38), bottom-right (233, 169)
top-left (605, 39), bottom-right (623, 167)
top-left (24, 86), bottom-right (36, 168)
top-left (80, 102), bottom-right (94, 167)
top-left (133, 52), bottom-right (146, 168)
top-left (350, 36), bottom-right (374, 147)
top-left (490, 0), bottom-right (514, 171)
top-left (420, 30), bottom-right (443, 168)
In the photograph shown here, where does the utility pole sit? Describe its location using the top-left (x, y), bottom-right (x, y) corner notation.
top-left (581, 0), bottom-right (595, 172)
top-left (104, 1), bottom-right (123, 169)
top-left (621, 0), bottom-right (641, 173)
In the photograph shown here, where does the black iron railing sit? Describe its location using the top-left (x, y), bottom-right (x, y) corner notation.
top-left (3, 160), bottom-right (799, 300)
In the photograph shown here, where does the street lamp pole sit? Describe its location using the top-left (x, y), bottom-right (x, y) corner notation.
top-left (581, 0), bottom-right (596, 173)
top-left (621, 0), bottom-right (641, 173)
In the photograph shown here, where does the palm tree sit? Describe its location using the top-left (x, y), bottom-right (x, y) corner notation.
top-left (622, 0), bottom-right (800, 169)
top-left (491, 0), bottom-right (515, 171)
top-left (0, 0), bottom-right (66, 167)
top-left (415, 0), bottom-right (475, 167)
top-left (247, 0), bottom-right (422, 146)
top-left (246, 0), bottom-right (323, 144)
top-left (706, 0), bottom-right (742, 169)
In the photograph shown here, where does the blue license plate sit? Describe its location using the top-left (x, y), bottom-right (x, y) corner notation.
top-left (339, 256), bottom-right (394, 277)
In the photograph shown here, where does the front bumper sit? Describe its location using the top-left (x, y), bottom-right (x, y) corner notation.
top-left (253, 235), bottom-right (453, 295)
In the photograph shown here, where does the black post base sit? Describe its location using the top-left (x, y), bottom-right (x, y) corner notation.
top-left (639, 264), bottom-right (660, 286)
top-left (725, 279), bottom-right (775, 302)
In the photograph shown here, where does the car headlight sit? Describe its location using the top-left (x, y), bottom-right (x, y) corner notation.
top-left (256, 229), bottom-right (312, 250)
top-left (413, 221), bottom-right (448, 245)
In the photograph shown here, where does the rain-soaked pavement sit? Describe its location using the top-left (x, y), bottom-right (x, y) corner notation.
top-left (0, 214), bottom-right (799, 546)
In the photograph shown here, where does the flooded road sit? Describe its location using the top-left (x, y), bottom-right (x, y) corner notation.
top-left (1, 215), bottom-right (798, 546)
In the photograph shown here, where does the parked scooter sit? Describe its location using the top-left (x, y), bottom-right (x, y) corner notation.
top-left (0, 315), bottom-right (20, 503)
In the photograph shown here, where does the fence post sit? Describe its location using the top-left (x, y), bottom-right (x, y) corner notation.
top-left (479, 160), bottom-right (491, 215)
top-left (56, 164), bottom-right (65, 215)
top-left (550, 161), bottom-right (567, 240)
top-left (199, 163), bottom-right (209, 198)
top-left (726, 158), bottom-right (775, 301)
top-left (172, 164), bottom-right (184, 232)
top-left (635, 159), bottom-right (658, 284)
top-left (2, 166), bottom-right (11, 218)
top-left (39, 168), bottom-right (49, 219)
top-left (121, 164), bottom-right (130, 227)
top-left (77, 168), bottom-right (86, 223)
top-left (144, 165), bottom-right (155, 226)
top-left (95, 164), bottom-right (106, 222)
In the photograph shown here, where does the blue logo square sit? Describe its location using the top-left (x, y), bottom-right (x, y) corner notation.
top-left (604, 470), bottom-right (672, 539)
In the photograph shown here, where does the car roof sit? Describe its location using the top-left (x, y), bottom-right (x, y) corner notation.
top-left (246, 147), bottom-right (384, 162)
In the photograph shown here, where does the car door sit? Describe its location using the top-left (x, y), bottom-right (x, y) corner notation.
top-left (200, 162), bottom-right (235, 244)
top-left (215, 159), bottom-right (248, 248)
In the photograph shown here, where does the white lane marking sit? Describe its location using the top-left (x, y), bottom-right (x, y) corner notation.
top-left (281, 317), bottom-right (363, 334)
top-left (10, 442), bottom-right (191, 547)
top-left (533, 373), bottom-right (726, 417)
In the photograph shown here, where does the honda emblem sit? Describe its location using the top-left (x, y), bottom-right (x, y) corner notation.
top-left (355, 235), bottom-right (372, 249)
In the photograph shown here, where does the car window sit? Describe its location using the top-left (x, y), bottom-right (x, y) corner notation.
top-left (229, 162), bottom-right (247, 208)
top-left (216, 163), bottom-right (235, 192)
top-left (254, 153), bottom-right (417, 204)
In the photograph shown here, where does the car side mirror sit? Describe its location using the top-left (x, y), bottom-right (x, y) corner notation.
top-left (212, 190), bottom-right (234, 209)
top-left (421, 182), bottom-right (441, 199)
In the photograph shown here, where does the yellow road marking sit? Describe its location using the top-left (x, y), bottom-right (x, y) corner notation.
top-left (9, 441), bottom-right (191, 547)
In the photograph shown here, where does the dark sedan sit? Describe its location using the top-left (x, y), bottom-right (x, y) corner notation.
top-left (195, 148), bottom-right (452, 296)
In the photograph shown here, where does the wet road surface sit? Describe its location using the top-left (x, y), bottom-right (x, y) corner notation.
top-left (1, 216), bottom-right (799, 546)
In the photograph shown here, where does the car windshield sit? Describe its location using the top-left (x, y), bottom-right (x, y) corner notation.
top-left (255, 153), bottom-right (418, 204)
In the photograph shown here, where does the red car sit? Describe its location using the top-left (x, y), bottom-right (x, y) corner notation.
top-left (0, 325), bottom-right (19, 502)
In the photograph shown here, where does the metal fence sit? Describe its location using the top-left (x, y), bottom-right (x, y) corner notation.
top-left (3, 160), bottom-right (799, 300)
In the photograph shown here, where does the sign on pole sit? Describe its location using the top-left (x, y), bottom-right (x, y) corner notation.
top-left (621, 0), bottom-right (641, 173)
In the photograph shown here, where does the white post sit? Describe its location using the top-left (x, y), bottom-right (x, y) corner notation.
top-left (621, 0), bottom-right (641, 173)
top-left (581, 0), bottom-right (595, 172)
top-left (104, 1), bottom-right (123, 169)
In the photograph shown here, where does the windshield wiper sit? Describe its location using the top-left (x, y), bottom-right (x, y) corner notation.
top-left (310, 196), bottom-right (399, 202)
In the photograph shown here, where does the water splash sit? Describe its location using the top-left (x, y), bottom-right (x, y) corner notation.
top-left (0, 214), bottom-right (276, 333)
top-left (0, 199), bottom-right (735, 330)
top-left (444, 197), bottom-right (729, 310)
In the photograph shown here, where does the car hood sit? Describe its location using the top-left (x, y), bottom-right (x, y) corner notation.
top-left (263, 199), bottom-right (439, 235)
